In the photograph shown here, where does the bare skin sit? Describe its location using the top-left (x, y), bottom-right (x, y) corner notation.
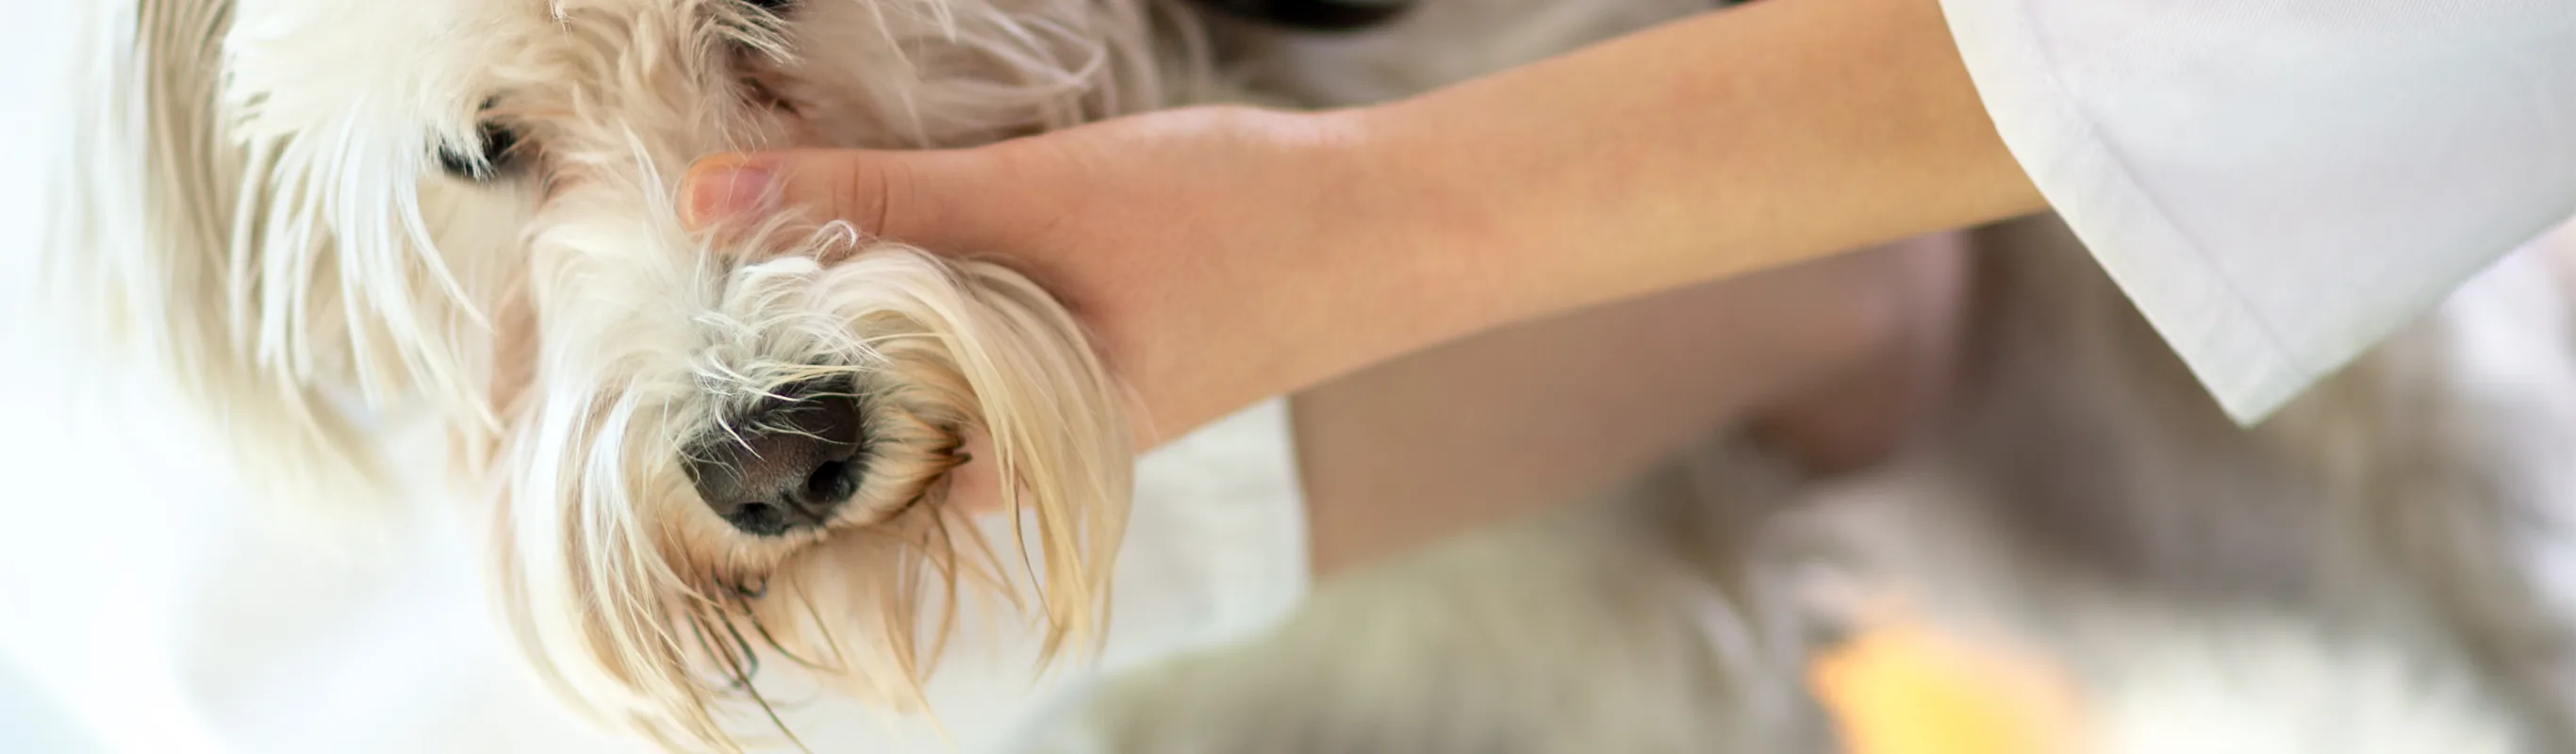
top-left (1296, 234), bottom-right (1970, 575)
top-left (679, 0), bottom-right (2039, 571)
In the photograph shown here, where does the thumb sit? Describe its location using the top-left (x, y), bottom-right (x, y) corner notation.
top-left (680, 147), bottom-right (1013, 253)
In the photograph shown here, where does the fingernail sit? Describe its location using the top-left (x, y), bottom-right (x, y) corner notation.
top-left (681, 158), bottom-right (777, 228)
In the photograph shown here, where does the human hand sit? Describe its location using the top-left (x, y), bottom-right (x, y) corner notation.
top-left (674, 0), bottom-right (2039, 493)
top-left (679, 106), bottom-right (1450, 448)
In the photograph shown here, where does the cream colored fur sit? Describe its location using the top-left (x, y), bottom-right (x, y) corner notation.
top-left (47, 0), bottom-right (1201, 749)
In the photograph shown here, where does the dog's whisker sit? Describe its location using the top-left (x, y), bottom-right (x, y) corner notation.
top-left (681, 608), bottom-right (748, 694)
top-left (790, 584), bottom-right (854, 676)
top-left (729, 573), bottom-right (768, 601)
top-left (712, 608), bottom-right (766, 691)
top-left (746, 604), bottom-right (834, 673)
top-left (710, 611), bottom-right (812, 754)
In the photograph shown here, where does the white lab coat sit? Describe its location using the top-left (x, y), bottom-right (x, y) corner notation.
top-left (1940, 0), bottom-right (2576, 423)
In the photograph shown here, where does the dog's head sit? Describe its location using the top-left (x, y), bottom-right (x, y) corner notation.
top-left (50, 0), bottom-right (1185, 747)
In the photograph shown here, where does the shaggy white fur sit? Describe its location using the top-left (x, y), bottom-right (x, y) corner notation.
top-left (48, 0), bottom-right (1194, 749)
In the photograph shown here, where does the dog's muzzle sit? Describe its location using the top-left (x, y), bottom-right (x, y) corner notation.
top-left (682, 377), bottom-right (869, 536)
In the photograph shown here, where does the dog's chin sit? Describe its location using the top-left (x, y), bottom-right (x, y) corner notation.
top-left (665, 491), bottom-right (1015, 709)
top-left (671, 480), bottom-right (946, 601)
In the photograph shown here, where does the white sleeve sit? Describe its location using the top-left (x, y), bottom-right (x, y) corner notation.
top-left (1938, 0), bottom-right (2576, 423)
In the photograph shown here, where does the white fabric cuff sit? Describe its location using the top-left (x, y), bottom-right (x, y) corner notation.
top-left (1939, 0), bottom-right (2576, 423)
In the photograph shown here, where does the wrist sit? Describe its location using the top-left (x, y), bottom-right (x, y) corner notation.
top-left (1268, 104), bottom-right (1514, 391)
top-left (1295, 101), bottom-right (1532, 355)
top-left (1018, 104), bottom-right (1465, 441)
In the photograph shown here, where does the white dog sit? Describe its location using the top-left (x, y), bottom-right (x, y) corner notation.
top-left (45, 0), bottom-right (2576, 750)
top-left (46, 0), bottom-right (1210, 749)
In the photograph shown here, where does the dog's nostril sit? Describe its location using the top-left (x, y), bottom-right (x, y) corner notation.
top-left (682, 378), bottom-right (870, 536)
top-left (803, 460), bottom-right (858, 503)
top-left (722, 501), bottom-right (793, 537)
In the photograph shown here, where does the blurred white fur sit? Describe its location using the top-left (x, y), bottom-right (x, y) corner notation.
top-left (1043, 214), bottom-right (2576, 753)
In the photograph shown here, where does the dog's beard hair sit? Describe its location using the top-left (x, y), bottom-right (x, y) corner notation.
top-left (495, 218), bottom-right (1135, 748)
top-left (52, 0), bottom-right (1179, 749)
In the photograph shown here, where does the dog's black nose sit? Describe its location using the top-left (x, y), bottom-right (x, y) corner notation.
top-left (683, 379), bottom-right (868, 537)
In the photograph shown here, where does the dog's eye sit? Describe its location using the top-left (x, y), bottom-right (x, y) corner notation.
top-left (746, 0), bottom-right (791, 12)
top-left (436, 121), bottom-right (521, 182)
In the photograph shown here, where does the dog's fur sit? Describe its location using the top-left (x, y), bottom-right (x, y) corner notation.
top-left (49, 0), bottom-right (1206, 749)
top-left (47, 0), bottom-right (2576, 750)
top-left (1040, 216), bottom-right (2576, 753)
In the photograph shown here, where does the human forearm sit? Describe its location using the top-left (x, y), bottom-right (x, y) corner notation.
top-left (1332, 0), bottom-right (2040, 365)
top-left (1296, 233), bottom-right (1970, 577)
top-left (680, 0), bottom-right (2041, 446)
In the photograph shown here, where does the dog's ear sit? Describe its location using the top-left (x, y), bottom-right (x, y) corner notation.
top-left (901, 256), bottom-right (1137, 664)
top-left (44, 0), bottom-right (391, 520)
